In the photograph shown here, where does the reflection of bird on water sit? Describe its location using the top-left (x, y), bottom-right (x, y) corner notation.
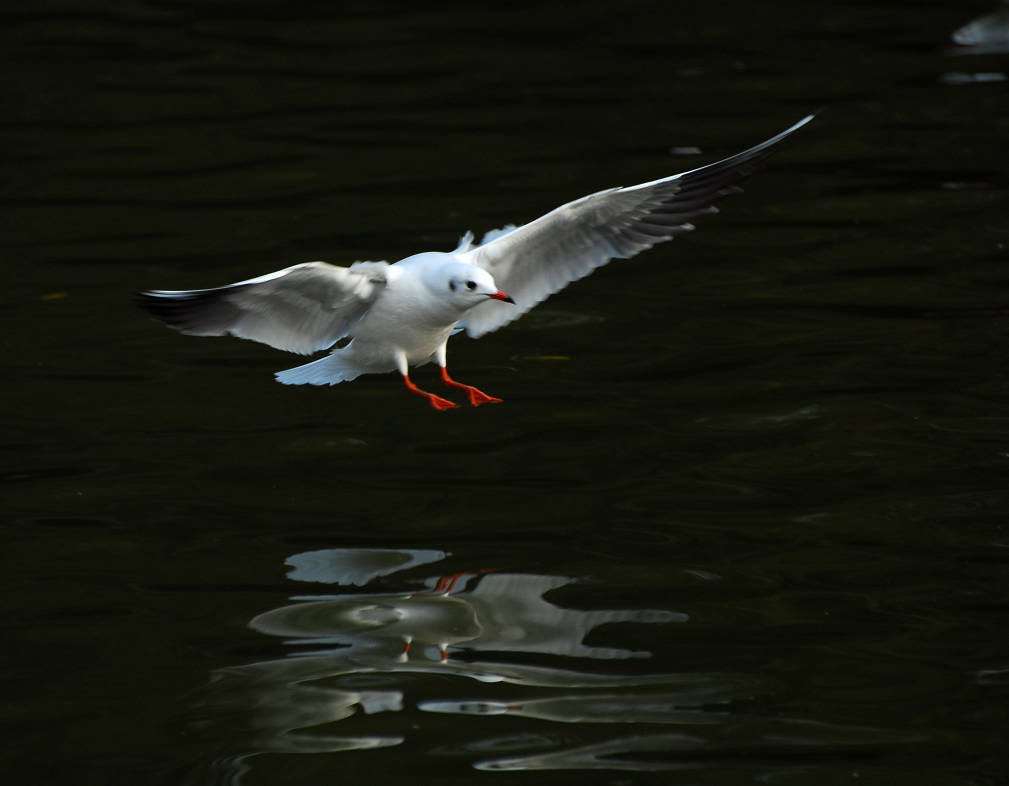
top-left (195, 548), bottom-right (894, 781)
top-left (189, 548), bottom-right (691, 768)
top-left (251, 568), bottom-right (682, 666)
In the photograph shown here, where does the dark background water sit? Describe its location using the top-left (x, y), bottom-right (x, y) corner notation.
top-left (5, 1), bottom-right (1009, 784)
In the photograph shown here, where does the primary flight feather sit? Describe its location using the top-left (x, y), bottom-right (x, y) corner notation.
top-left (139, 115), bottom-right (812, 410)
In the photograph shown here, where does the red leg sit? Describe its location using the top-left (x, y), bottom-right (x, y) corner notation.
top-left (402, 373), bottom-right (458, 411)
top-left (440, 367), bottom-right (502, 406)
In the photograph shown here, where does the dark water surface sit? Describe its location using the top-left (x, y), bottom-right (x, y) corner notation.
top-left (6, 2), bottom-right (1009, 784)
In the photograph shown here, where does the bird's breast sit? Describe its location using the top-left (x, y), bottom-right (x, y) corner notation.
top-left (350, 289), bottom-right (458, 364)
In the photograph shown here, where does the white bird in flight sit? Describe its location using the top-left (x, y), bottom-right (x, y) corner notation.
top-left (139, 115), bottom-right (812, 410)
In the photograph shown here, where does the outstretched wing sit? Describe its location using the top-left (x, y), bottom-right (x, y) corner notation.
top-left (138, 261), bottom-right (389, 355)
top-left (457, 116), bottom-right (812, 338)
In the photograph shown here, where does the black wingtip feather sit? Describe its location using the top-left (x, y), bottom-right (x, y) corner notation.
top-left (135, 288), bottom-right (240, 335)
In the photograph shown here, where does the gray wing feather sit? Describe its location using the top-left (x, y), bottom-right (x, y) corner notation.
top-left (138, 261), bottom-right (388, 354)
top-left (458, 115), bottom-right (812, 338)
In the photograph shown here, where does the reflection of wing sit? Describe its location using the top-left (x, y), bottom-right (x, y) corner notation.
top-left (458, 116), bottom-right (812, 338)
top-left (285, 548), bottom-right (448, 586)
top-left (420, 676), bottom-right (762, 723)
top-left (474, 732), bottom-right (697, 772)
top-left (138, 261), bottom-right (389, 355)
top-left (952, 6), bottom-right (1009, 52)
top-left (468, 573), bottom-right (680, 659)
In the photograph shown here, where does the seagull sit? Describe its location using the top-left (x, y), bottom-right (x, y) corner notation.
top-left (139, 115), bottom-right (812, 410)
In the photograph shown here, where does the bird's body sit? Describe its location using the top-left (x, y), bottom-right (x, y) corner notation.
top-left (271, 255), bottom-right (490, 391)
top-left (139, 116), bottom-right (812, 409)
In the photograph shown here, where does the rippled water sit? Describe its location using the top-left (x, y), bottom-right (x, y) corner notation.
top-left (5, 2), bottom-right (1009, 785)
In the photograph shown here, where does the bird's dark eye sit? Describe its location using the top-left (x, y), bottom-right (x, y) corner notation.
top-left (449, 282), bottom-right (456, 292)
top-left (466, 280), bottom-right (477, 291)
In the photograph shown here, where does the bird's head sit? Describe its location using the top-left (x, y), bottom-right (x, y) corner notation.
top-left (440, 263), bottom-right (514, 308)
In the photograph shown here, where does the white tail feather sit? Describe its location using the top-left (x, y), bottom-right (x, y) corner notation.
top-left (275, 354), bottom-right (363, 386)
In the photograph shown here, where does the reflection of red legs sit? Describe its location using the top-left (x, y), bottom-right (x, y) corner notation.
top-left (402, 373), bottom-right (458, 411)
top-left (433, 568), bottom-right (497, 595)
top-left (433, 571), bottom-right (468, 594)
top-left (399, 635), bottom-right (447, 663)
top-left (440, 367), bottom-right (501, 407)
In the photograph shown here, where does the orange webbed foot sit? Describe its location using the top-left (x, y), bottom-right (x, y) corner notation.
top-left (402, 373), bottom-right (460, 411)
top-left (440, 367), bottom-right (502, 407)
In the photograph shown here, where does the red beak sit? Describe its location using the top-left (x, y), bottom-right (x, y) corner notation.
top-left (488, 290), bottom-right (515, 304)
